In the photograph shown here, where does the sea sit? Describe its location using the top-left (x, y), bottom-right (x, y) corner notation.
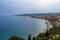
top-left (0, 15), bottom-right (52, 40)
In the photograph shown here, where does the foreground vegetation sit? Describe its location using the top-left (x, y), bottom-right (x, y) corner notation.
top-left (8, 35), bottom-right (25, 40)
top-left (36, 25), bottom-right (60, 40)
top-left (36, 18), bottom-right (60, 40)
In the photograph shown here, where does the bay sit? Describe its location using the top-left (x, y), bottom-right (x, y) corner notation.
top-left (0, 16), bottom-right (48, 40)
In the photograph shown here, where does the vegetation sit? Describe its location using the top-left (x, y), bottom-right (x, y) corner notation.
top-left (36, 18), bottom-right (60, 40)
top-left (8, 35), bottom-right (25, 40)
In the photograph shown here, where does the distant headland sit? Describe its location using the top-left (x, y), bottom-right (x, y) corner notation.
top-left (17, 13), bottom-right (60, 20)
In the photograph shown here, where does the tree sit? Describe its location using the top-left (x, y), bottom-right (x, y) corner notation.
top-left (8, 35), bottom-right (25, 40)
top-left (33, 37), bottom-right (35, 40)
top-left (28, 34), bottom-right (31, 40)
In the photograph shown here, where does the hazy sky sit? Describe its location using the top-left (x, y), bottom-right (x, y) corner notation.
top-left (0, 0), bottom-right (60, 15)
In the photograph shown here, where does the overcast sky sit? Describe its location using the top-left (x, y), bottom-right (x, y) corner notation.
top-left (0, 0), bottom-right (60, 15)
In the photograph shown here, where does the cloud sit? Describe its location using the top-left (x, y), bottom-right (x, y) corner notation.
top-left (15, 0), bottom-right (60, 10)
top-left (35, 0), bottom-right (60, 6)
top-left (0, 0), bottom-right (60, 14)
top-left (27, 0), bottom-right (60, 10)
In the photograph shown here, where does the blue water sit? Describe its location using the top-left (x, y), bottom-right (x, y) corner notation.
top-left (0, 16), bottom-right (47, 40)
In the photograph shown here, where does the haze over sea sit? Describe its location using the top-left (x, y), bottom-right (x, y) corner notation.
top-left (0, 15), bottom-right (52, 40)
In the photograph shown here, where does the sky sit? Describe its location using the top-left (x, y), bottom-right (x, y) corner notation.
top-left (0, 0), bottom-right (60, 15)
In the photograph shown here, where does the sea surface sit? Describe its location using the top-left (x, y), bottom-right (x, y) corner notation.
top-left (0, 16), bottom-right (51, 40)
